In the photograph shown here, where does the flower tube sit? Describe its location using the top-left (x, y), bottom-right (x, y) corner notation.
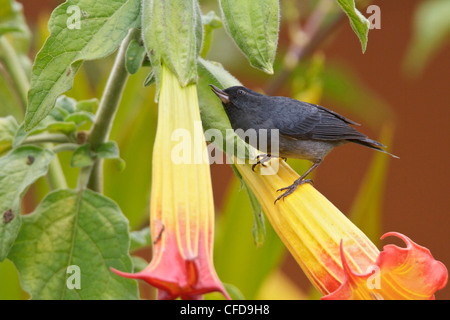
top-left (112, 65), bottom-right (229, 300)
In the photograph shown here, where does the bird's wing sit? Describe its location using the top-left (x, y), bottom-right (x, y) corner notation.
top-left (274, 100), bottom-right (367, 141)
top-left (314, 104), bottom-right (360, 126)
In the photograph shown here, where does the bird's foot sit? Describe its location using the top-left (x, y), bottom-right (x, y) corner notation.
top-left (252, 154), bottom-right (272, 171)
top-left (274, 179), bottom-right (313, 204)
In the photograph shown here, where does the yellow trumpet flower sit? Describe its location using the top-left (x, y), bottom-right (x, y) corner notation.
top-left (236, 159), bottom-right (447, 299)
top-left (112, 65), bottom-right (229, 300)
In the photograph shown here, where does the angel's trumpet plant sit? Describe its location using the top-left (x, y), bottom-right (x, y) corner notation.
top-left (112, 65), bottom-right (229, 300)
top-left (236, 159), bottom-right (447, 300)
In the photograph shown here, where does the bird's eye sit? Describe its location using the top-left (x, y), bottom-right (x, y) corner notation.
top-left (237, 89), bottom-right (246, 96)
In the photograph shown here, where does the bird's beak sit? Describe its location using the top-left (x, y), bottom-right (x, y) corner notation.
top-left (209, 84), bottom-right (230, 104)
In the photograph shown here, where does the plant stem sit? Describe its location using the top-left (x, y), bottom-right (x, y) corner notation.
top-left (87, 28), bottom-right (140, 192)
top-left (77, 166), bottom-right (93, 190)
top-left (0, 36), bottom-right (29, 113)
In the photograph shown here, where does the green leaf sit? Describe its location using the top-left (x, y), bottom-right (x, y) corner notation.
top-left (125, 39), bottom-right (146, 75)
top-left (25, 0), bottom-right (141, 131)
top-left (142, 0), bottom-right (202, 90)
top-left (95, 141), bottom-right (120, 159)
top-left (71, 143), bottom-right (93, 168)
top-left (197, 58), bottom-right (254, 160)
top-left (76, 98), bottom-right (99, 113)
top-left (130, 226), bottom-right (152, 251)
top-left (219, 0), bottom-right (279, 74)
top-left (0, 146), bottom-right (55, 261)
top-left (14, 96), bottom-right (93, 146)
top-left (114, 158), bottom-right (126, 172)
top-left (404, 0), bottom-right (450, 75)
top-left (8, 189), bottom-right (138, 299)
top-left (46, 121), bottom-right (77, 136)
top-left (0, 116), bottom-right (19, 155)
top-left (54, 95), bottom-right (77, 115)
top-left (64, 111), bottom-right (95, 125)
top-left (336, 0), bottom-right (370, 53)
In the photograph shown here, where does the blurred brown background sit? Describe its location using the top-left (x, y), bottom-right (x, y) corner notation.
top-left (17, 0), bottom-right (449, 299)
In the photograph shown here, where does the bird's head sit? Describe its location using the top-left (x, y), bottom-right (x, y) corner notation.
top-left (209, 85), bottom-right (264, 110)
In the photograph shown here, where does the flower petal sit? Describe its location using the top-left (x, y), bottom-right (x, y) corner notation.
top-left (322, 232), bottom-right (448, 300)
top-left (377, 232), bottom-right (448, 299)
top-left (112, 229), bottom-right (228, 299)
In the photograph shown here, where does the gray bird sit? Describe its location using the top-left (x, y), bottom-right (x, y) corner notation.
top-left (210, 85), bottom-right (398, 203)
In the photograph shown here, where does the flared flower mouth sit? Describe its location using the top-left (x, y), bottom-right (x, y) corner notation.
top-left (112, 65), bottom-right (229, 300)
top-left (322, 232), bottom-right (448, 300)
top-left (235, 158), bottom-right (448, 300)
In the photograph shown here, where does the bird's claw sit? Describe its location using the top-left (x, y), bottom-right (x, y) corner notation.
top-left (252, 154), bottom-right (272, 172)
top-left (274, 179), bottom-right (313, 204)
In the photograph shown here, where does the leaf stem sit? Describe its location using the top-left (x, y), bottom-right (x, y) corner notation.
top-left (87, 28), bottom-right (140, 192)
top-left (23, 133), bottom-right (72, 145)
top-left (52, 143), bottom-right (79, 153)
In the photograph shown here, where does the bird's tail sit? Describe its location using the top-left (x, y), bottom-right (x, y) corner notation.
top-left (348, 138), bottom-right (399, 159)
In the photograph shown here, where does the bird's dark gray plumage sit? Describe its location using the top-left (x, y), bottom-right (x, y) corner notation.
top-left (210, 85), bottom-right (398, 203)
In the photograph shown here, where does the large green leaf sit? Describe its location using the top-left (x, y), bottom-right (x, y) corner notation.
top-left (0, 146), bottom-right (55, 261)
top-left (8, 189), bottom-right (138, 299)
top-left (336, 0), bottom-right (370, 53)
top-left (197, 58), bottom-right (254, 160)
top-left (142, 0), bottom-right (202, 90)
top-left (25, 0), bottom-right (141, 131)
top-left (219, 0), bottom-right (279, 74)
